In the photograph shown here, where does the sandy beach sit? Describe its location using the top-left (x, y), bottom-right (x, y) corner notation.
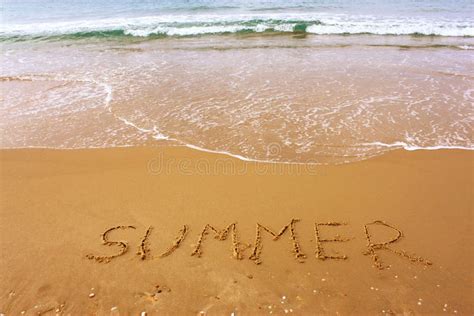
top-left (1, 2), bottom-right (474, 314)
top-left (0, 147), bottom-right (472, 315)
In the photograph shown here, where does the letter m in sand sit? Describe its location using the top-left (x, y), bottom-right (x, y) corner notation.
top-left (249, 219), bottom-right (306, 265)
top-left (191, 223), bottom-right (246, 260)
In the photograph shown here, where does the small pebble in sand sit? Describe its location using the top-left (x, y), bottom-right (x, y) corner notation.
top-left (370, 287), bottom-right (374, 290)
top-left (444, 303), bottom-right (448, 308)
top-left (89, 293), bottom-right (95, 298)
top-left (417, 301), bottom-right (422, 306)
top-left (321, 278), bottom-right (326, 282)
top-left (284, 309), bottom-right (289, 314)
top-left (313, 290), bottom-right (317, 294)
top-left (282, 296), bottom-right (286, 300)
top-left (394, 275), bottom-right (398, 279)
top-left (454, 310), bottom-right (458, 313)
top-left (413, 276), bottom-right (418, 279)
top-left (111, 306), bottom-right (118, 312)
top-left (140, 312), bottom-right (147, 316)
top-left (436, 284), bottom-right (441, 288)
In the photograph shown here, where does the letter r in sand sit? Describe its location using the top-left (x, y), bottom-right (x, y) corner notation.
top-left (363, 220), bottom-right (432, 269)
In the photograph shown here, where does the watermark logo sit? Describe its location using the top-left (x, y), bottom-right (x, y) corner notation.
top-left (147, 143), bottom-right (323, 176)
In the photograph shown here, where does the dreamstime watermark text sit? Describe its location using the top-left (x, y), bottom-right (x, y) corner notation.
top-left (147, 143), bottom-right (324, 176)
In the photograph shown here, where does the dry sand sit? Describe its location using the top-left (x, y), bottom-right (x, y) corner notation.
top-left (0, 147), bottom-right (472, 315)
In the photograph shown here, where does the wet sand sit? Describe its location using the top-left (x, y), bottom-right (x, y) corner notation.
top-left (2, 37), bottom-right (473, 163)
top-left (0, 147), bottom-right (472, 315)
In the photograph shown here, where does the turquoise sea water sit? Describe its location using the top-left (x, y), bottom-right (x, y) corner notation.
top-left (1, 0), bottom-right (473, 39)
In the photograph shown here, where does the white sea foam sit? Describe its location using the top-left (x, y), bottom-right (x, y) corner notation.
top-left (1, 13), bottom-right (473, 37)
top-left (458, 45), bottom-right (474, 50)
top-left (175, 139), bottom-right (474, 164)
top-left (2, 36), bottom-right (473, 164)
top-left (360, 141), bottom-right (474, 151)
top-left (306, 22), bottom-right (474, 37)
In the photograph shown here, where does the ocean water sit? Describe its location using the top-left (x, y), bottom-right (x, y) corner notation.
top-left (1, 1), bottom-right (473, 164)
top-left (1, 0), bottom-right (474, 39)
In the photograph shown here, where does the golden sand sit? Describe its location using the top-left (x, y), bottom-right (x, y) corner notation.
top-left (0, 147), bottom-right (472, 314)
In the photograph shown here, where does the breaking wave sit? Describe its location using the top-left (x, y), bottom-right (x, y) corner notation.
top-left (1, 13), bottom-right (473, 41)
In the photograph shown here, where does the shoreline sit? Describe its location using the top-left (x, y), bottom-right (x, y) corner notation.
top-left (3, 37), bottom-right (472, 161)
top-left (1, 142), bottom-right (473, 166)
top-left (1, 146), bottom-right (472, 314)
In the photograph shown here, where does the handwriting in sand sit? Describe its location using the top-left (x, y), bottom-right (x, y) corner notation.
top-left (86, 219), bottom-right (432, 270)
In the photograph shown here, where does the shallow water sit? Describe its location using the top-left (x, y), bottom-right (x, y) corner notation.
top-left (1, 35), bottom-right (473, 164)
